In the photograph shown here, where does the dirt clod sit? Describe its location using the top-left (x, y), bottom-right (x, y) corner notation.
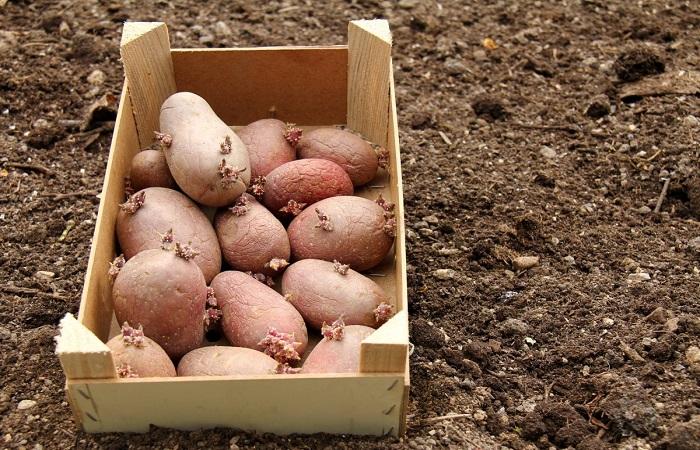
top-left (471, 95), bottom-right (507, 121)
top-left (613, 48), bottom-right (665, 82)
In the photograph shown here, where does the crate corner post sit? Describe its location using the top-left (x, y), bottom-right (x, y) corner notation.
top-left (120, 21), bottom-right (176, 148)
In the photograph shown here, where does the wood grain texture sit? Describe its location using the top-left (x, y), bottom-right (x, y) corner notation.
top-left (360, 310), bottom-right (409, 373)
top-left (347, 20), bottom-right (392, 148)
top-left (171, 47), bottom-right (347, 126)
top-left (77, 83), bottom-right (139, 342)
top-left (56, 314), bottom-right (117, 380)
top-left (120, 22), bottom-right (176, 147)
top-left (68, 373), bottom-right (404, 435)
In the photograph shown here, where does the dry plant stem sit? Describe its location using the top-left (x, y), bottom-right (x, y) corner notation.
top-left (0, 284), bottom-right (67, 301)
top-left (420, 414), bottom-right (472, 424)
top-left (4, 162), bottom-right (53, 175)
top-left (654, 178), bottom-right (671, 213)
top-left (41, 190), bottom-right (99, 201)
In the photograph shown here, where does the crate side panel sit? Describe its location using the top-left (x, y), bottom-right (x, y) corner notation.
top-left (78, 83), bottom-right (140, 341)
top-left (171, 47), bottom-right (347, 126)
top-left (347, 20), bottom-right (391, 148)
top-left (70, 374), bottom-right (404, 436)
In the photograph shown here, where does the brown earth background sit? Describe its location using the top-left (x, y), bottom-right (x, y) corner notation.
top-left (1, 0), bottom-right (700, 449)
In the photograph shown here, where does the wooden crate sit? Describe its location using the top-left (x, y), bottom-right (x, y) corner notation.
top-left (55, 20), bottom-right (409, 436)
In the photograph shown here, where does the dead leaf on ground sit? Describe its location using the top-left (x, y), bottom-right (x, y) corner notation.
top-left (620, 70), bottom-right (700, 99)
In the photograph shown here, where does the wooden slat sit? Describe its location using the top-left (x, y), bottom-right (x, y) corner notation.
top-left (347, 20), bottom-right (392, 148)
top-left (68, 373), bottom-right (404, 436)
top-left (77, 83), bottom-right (140, 341)
top-left (120, 22), bottom-right (176, 147)
top-left (171, 47), bottom-right (347, 126)
top-left (360, 310), bottom-right (409, 373)
top-left (56, 314), bottom-right (117, 380)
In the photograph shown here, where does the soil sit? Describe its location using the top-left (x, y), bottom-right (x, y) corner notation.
top-left (1, 0), bottom-right (700, 449)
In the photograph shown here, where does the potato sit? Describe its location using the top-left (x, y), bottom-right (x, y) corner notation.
top-left (262, 159), bottom-right (353, 217)
top-left (237, 119), bottom-right (299, 178)
top-left (129, 149), bottom-right (177, 191)
top-left (177, 346), bottom-right (279, 376)
top-left (287, 196), bottom-right (395, 271)
top-left (116, 187), bottom-right (221, 283)
top-left (281, 259), bottom-right (393, 330)
top-left (211, 271), bottom-right (308, 363)
top-left (301, 324), bottom-right (374, 373)
top-left (297, 128), bottom-right (379, 186)
top-left (111, 245), bottom-right (207, 359)
top-left (214, 194), bottom-right (290, 275)
top-left (106, 322), bottom-right (176, 378)
top-left (158, 92), bottom-right (250, 207)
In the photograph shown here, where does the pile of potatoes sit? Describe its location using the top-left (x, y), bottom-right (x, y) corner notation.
top-left (108, 92), bottom-right (397, 378)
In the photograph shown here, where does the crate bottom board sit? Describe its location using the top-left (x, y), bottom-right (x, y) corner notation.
top-left (67, 373), bottom-right (407, 436)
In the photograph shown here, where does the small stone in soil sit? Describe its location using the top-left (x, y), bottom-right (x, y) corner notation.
top-left (438, 248), bottom-right (460, 256)
top-left (214, 21), bottom-right (232, 37)
top-left (513, 256), bottom-right (539, 270)
top-left (423, 215), bottom-right (439, 224)
top-left (602, 317), bottom-right (615, 327)
top-left (686, 346), bottom-right (700, 365)
top-left (628, 272), bottom-right (651, 282)
top-left (688, 237), bottom-right (700, 252)
top-left (563, 255), bottom-right (575, 265)
top-left (539, 146), bottom-right (557, 159)
top-left (17, 400), bottom-right (36, 410)
top-left (645, 307), bottom-right (669, 324)
top-left (87, 69), bottom-right (105, 86)
top-left (433, 269), bottom-right (456, 280)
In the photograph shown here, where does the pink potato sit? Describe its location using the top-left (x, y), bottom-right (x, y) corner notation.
top-left (111, 245), bottom-right (207, 359)
top-left (214, 194), bottom-right (290, 275)
top-left (287, 196), bottom-right (396, 271)
top-left (297, 128), bottom-right (380, 186)
top-left (281, 259), bottom-right (393, 330)
top-left (129, 149), bottom-right (177, 191)
top-left (237, 119), bottom-right (299, 179)
top-left (177, 346), bottom-right (278, 376)
top-left (301, 324), bottom-right (375, 373)
top-left (106, 323), bottom-right (176, 378)
top-left (158, 92), bottom-right (250, 207)
top-left (262, 159), bottom-right (353, 217)
top-left (116, 187), bottom-right (221, 283)
top-left (211, 271), bottom-right (308, 363)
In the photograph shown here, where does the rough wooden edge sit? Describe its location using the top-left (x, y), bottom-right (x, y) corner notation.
top-left (56, 314), bottom-right (117, 380)
top-left (347, 19), bottom-right (392, 148)
top-left (170, 44), bottom-right (348, 53)
top-left (78, 82), bottom-right (139, 341)
top-left (360, 311), bottom-right (409, 373)
top-left (120, 22), bottom-right (176, 147)
top-left (67, 373), bottom-right (404, 435)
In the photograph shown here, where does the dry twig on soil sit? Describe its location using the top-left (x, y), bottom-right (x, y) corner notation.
top-left (3, 162), bottom-right (53, 175)
top-left (0, 284), bottom-right (67, 301)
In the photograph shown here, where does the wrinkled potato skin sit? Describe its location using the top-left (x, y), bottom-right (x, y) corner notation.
top-left (129, 149), bottom-right (177, 191)
top-left (301, 325), bottom-right (374, 373)
top-left (112, 249), bottom-right (207, 359)
top-left (211, 271), bottom-right (308, 355)
top-left (160, 92), bottom-right (250, 207)
top-left (177, 346), bottom-right (278, 376)
top-left (237, 119), bottom-right (296, 179)
top-left (262, 159), bottom-right (353, 215)
top-left (281, 259), bottom-right (389, 330)
top-left (116, 187), bottom-right (221, 283)
top-left (214, 194), bottom-right (290, 275)
top-left (298, 128), bottom-right (379, 186)
top-left (106, 334), bottom-right (176, 377)
top-left (287, 196), bottom-right (394, 271)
